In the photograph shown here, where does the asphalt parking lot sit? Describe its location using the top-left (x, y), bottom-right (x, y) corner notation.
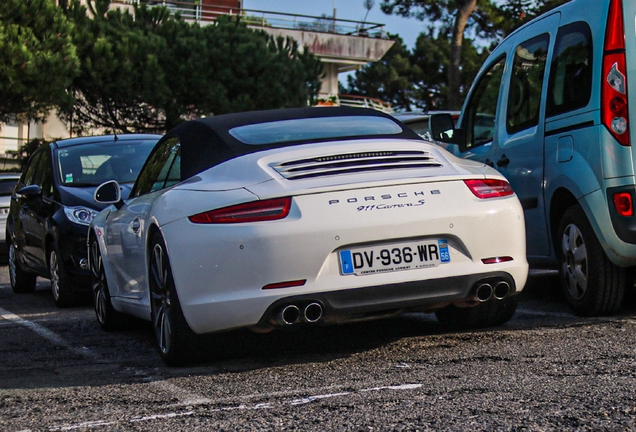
top-left (2, 267), bottom-right (636, 431)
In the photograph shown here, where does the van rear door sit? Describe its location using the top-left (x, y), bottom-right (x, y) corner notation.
top-left (456, 12), bottom-right (560, 259)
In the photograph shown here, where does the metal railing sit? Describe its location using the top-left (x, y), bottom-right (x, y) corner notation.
top-left (114, 1), bottom-right (388, 39)
top-left (337, 94), bottom-right (394, 113)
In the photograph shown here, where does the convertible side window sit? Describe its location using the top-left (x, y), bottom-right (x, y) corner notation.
top-left (464, 57), bottom-right (505, 149)
top-left (131, 136), bottom-right (181, 198)
top-left (507, 33), bottom-right (549, 134)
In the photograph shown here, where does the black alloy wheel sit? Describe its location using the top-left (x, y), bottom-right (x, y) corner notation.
top-left (149, 233), bottom-right (195, 366)
top-left (49, 241), bottom-right (74, 307)
top-left (91, 238), bottom-right (126, 330)
top-left (8, 242), bottom-right (36, 293)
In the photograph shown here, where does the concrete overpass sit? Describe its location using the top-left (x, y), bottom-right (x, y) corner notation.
top-left (0, 1), bottom-right (395, 154)
top-left (129, 1), bottom-right (396, 98)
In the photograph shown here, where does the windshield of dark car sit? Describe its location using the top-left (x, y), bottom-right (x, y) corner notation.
top-left (57, 140), bottom-right (157, 186)
top-left (228, 116), bottom-right (403, 145)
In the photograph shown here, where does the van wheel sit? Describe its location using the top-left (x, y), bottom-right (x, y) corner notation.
top-left (435, 296), bottom-right (519, 330)
top-left (558, 205), bottom-right (626, 316)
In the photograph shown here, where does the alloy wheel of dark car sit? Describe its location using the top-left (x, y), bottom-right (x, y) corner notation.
top-left (558, 205), bottom-right (626, 316)
top-left (91, 238), bottom-right (126, 330)
top-left (49, 241), bottom-right (74, 307)
top-left (8, 243), bottom-right (36, 293)
top-left (149, 233), bottom-right (195, 366)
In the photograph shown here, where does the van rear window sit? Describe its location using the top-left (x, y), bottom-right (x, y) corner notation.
top-left (546, 22), bottom-right (593, 118)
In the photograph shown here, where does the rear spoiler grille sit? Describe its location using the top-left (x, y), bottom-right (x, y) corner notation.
top-left (271, 150), bottom-right (442, 180)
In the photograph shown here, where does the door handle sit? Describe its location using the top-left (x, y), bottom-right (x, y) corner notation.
top-left (484, 159), bottom-right (495, 167)
top-left (496, 154), bottom-right (510, 167)
top-left (131, 217), bottom-right (141, 234)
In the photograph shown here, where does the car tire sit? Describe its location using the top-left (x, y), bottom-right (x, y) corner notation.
top-left (50, 241), bottom-right (74, 308)
top-left (149, 233), bottom-right (196, 366)
top-left (435, 296), bottom-right (519, 330)
top-left (8, 242), bottom-right (36, 293)
top-left (91, 238), bottom-right (128, 331)
top-left (558, 204), bottom-right (626, 316)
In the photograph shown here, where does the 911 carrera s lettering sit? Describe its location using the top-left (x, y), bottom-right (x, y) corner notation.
top-left (357, 199), bottom-right (426, 212)
top-left (329, 191), bottom-right (429, 205)
top-left (339, 239), bottom-right (450, 275)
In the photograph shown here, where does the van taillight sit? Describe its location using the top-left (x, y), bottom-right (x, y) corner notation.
top-left (602, 0), bottom-right (629, 146)
top-left (613, 192), bottom-right (633, 216)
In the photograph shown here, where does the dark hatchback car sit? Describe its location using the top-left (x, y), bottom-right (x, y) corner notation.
top-left (7, 134), bottom-right (160, 306)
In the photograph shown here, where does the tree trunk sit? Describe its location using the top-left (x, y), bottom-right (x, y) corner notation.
top-left (448, 0), bottom-right (478, 110)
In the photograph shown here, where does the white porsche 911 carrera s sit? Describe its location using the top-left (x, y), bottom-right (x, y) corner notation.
top-left (89, 106), bottom-right (528, 365)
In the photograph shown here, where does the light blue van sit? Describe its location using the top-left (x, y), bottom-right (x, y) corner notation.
top-left (431, 0), bottom-right (635, 316)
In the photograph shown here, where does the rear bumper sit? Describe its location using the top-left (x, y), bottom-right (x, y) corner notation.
top-left (582, 187), bottom-right (636, 266)
top-left (607, 185), bottom-right (636, 244)
top-left (255, 271), bottom-right (518, 329)
top-left (179, 264), bottom-right (526, 334)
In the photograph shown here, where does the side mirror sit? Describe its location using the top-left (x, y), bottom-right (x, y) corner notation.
top-left (430, 113), bottom-right (457, 143)
top-left (94, 180), bottom-right (123, 209)
top-left (16, 184), bottom-right (42, 199)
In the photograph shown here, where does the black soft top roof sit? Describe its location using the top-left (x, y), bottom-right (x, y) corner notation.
top-left (167, 107), bottom-right (422, 180)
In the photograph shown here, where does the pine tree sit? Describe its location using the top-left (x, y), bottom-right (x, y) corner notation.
top-left (61, 1), bottom-right (323, 134)
top-left (0, 0), bottom-right (79, 124)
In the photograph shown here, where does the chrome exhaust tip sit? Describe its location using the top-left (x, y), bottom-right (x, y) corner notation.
top-left (493, 281), bottom-right (511, 300)
top-left (279, 305), bottom-right (300, 325)
top-left (303, 302), bottom-right (323, 323)
top-left (474, 283), bottom-right (493, 302)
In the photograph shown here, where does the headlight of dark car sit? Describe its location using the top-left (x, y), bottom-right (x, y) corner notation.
top-left (63, 206), bottom-right (98, 226)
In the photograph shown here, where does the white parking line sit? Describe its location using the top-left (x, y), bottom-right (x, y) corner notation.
top-left (0, 306), bottom-right (100, 361)
top-left (49, 383), bottom-right (424, 431)
top-left (0, 305), bottom-right (211, 408)
top-left (148, 380), bottom-right (212, 406)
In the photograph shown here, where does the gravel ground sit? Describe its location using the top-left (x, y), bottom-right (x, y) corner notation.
top-left (1, 269), bottom-right (636, 431)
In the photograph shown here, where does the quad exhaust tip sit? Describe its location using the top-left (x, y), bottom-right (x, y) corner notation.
top-left (471, 279), bottom-right (512, 303)
top-left (493, 281), bottom-right (511, 300)
top-left (280, 305), bottom-right (300, 325)
top-left (474, 283), bottom-right (494, 302)
top-left (303, 302), bottom-right (323, 323)
top-left (277, 302), bottom-right (324, 326)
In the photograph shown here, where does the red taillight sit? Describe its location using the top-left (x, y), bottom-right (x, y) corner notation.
top-left (613, 192), bottom-right (633, 216)
top-left (464, 179), bottom-right (514, 199)
top-left (602, 0), bottom-right (630, 146)
top-left (262, 279), bottom-right (307, 290)
top-left (481, 256), bottom-right (514, 264)
top-left (189, 197), bottom-right (292, 224)
top-left (605, 0), bottom-right (625, 51)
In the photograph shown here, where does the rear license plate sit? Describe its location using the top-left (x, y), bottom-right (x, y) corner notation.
top-left (339, 239), bottom-right (450, 276)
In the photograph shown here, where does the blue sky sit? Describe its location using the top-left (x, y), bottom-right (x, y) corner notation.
top-left (242, 0), bottom-right (427, 48)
